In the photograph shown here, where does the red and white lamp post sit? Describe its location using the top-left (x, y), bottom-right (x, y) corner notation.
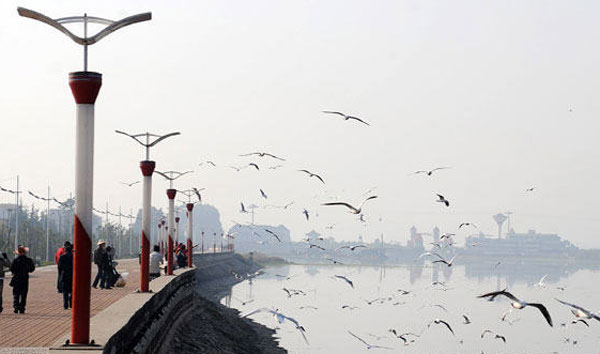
top-left (18, 7), bottom-right (151, 345)
top-left (155, 171), bottom-right (192, 275)
top-left (115, 131), bottom-right (180, 292)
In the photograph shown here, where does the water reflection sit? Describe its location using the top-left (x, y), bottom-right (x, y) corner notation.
top-left (223, 260), bottom-right (600, 354)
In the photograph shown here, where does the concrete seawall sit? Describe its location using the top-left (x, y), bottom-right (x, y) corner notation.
top-left (103, 253), bottom-right (285, 354)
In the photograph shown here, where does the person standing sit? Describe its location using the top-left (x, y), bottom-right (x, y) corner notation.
top-left (10, 246), bottom-right (35, 314)
top-left (55, 241), bottom-right (71, 293)
top-left (57, 244), bottom-right (73, 309)
top-left (0, 252), bottom-right (11, 314)
top-left (92, 240), bottom-right (107, 289)
top-left (149, 245), bottom-right (162, 281)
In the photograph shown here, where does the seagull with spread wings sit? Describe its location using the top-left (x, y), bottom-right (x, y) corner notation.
top-left (412, 167), bottom-right (451, 176)
top-left (302, 209), bottom-right (310, 221)
top-left (323, 111), bottom-right (371, 126)
top-left (436, 194), bottom-right (450, 207)
top-left (240, 152), bottom-right (286, 161)
top-left (555, 298), bottom-right (600, 322)
top-left (322, 196), bottom-right (378, 214)
top-left (298, 169), bottom-right (325, 184)
top-left (432, 255), bottom-right (457, 267)
top-left (347, 331), bottom-right (392, 350)
top-left (427, 319), bottom-right (455, 336)
top-left (248, 163), bottom-right (260, 171)
top-left (334, 275), bottom-right (354, 288)
top-left (260, 189), bottom-right (268, 199)
top-left (243, 308), bottom-right (308, 343)
top-left (481, 329), bottom-right (506, 343)
top-left (338, 245), bottom-right (367, 251)
top-left (478, 289), bottom-right (553, 327)
top-left (264, 229), bottom-right (281, 242)
top-left (120, 181), bottom-right (140, 187)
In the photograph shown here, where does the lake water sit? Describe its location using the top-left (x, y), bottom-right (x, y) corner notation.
top-left (221, 262), bottom-right (600, 354)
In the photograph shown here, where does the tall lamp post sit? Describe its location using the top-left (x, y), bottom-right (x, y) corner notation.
top-left (116, 131), bottom-right (179, 292)
top-left (18, 7), bottom-right (151, 345)
top-left (179, 188), bottom-right (203, 267)
top-left (155, 170), bottom-right (192, 275)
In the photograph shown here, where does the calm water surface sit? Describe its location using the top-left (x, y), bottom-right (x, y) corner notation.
top-left (222, 263), bottom-right (600, 354)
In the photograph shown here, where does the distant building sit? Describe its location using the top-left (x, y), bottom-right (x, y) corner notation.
top-left (407, 226), bottom-right (424, 250)
top-left (465, 228), bottom-right (577, 257)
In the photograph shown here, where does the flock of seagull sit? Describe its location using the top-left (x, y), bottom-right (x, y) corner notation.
top-left (192, 110), bottom-right (594, 352)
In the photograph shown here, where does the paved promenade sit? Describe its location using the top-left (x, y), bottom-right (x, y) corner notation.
top-left (0, 258), bottom-right (141, 348)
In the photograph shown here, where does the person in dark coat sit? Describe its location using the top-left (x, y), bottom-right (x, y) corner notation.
top-left (55, 241), bottom-right (71, 293)
top-left (92, 240), bottom-right (109, 289)
top-left (0, 252), bottom-right (11, 314)
top-left (10, 245), bottom-right (35, 314)
top-left (58, 244), bottom-right (73, 309)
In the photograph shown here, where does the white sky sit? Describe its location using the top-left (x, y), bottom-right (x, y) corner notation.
top-left (1, 0), bottom-right (599, 247)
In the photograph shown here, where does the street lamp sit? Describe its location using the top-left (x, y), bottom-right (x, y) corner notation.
top-left (179, 188), bottom-right (203, 267)
top-left (155, 170), bottom-right (192, 275)
top-left (116, 130), bottom-right (179, 291)
top-left (18, 7), bottom-right (151, 345)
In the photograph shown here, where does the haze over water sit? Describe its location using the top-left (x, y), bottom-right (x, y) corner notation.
top-left (223, 263), bottom-right (600, 354)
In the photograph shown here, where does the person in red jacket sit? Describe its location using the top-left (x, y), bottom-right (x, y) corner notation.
top-left (55, 241), bottom-right (71, 293)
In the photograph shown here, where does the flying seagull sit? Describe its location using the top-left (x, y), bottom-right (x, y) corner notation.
top-left (309, 244), bottom-right (325, 251)
top-left (260, 189), bottom-right (268, 199)
top-left (481, 329), bottom-right (506, 343)
top-left (268, 164), bottom-right (284, 170)
top-left (534, 274), bottom-right (548, 288)
top-left (555, 298), bottom-right (600, 322)
top-left (436, 194), bottom-right (450, 207)
top-left (347, 331), bottom-right (392, 350)
top-left (120, 181), bottom-right (140, 187)
top-left (322, 196), bottom-right (378, 215)
top-left (240, 152), bottom-right (286, 161)
top-left (338, 245), bottom-right (367, 251)
top-left (298, 169), bottom-right (325, 184)
top-left (323, 111), bottom-right (370, 126)
top-left (248, 163), bottom-right (260, 170)
top-left (458, 222), bottom-right (476, 229)
top-left (240, 202), bottom-right (248, 213)
top-left (243, 308), bottom-right (308, 343)
top-left (334, 275), bottom-right (354, 288)
top-left (478, 289), bottom-right (553, 327)
top-left (342, 305), bottom-right (359, 310)
top-left (526, 187), bottom-right (536, 192)
top-left (427, 319), bottom-right (455, 336)
top-left (229, 165), bottom-right (241, 172)
top-left (192, 187), bottom-right (204, 202)
top-left (302, 209), bottom-right (310, 221)
top-left (199, 160), bottom-right (216, 167)
top-left (432, 255), bottom-right (457, 267)
top-left (412, 167), bottom-right (451, 176)
top-left (264, 229), bottom-right (281, 242)
top-left (462, 314), bottom-right (472, 324)
top-left (440, 233), bottom-right (455, 240)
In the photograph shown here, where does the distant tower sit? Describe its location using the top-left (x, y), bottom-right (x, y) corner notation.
top-left (247, 203), bottom-right (259, 225)
top-left (504, 211), bottom-right (513, 235)
top-left (432, 226), bottom-right (440, 243)
top-left (493, 213), bottom-right (508, 239)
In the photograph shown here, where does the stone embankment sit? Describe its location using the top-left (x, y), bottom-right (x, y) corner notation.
top-left (104, 253), bottom-right (285, 354)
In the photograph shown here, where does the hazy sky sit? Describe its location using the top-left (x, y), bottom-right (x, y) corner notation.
top-left (1, 0), bottom-right (599, 247)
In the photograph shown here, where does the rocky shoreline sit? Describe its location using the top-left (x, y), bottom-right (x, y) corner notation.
top-left (159, 254), bottom-right (286, 354)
